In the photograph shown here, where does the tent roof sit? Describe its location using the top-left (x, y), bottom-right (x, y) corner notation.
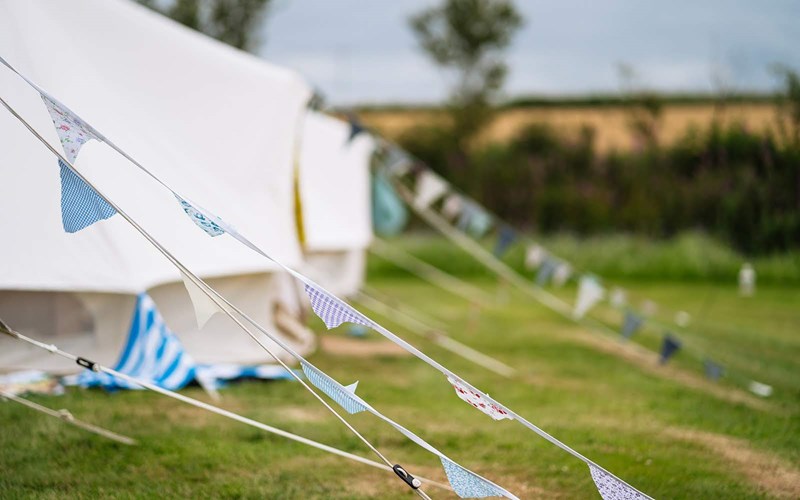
top-left (299, 112), bottom-right (374, 252)
top-left (0, 0), bottom-right (312, 293)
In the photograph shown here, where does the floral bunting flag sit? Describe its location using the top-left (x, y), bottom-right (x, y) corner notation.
top-left (58, 159), bottom-right (117, 233)
top-left (175, 195), bottom-right (225, 237)
top-left (524, 244), bottom-right (546, 270)
top-left (552, 262), bottom-right (573, 287)
top-left (413, 170), bottom-right (449, 209)
top-left (40, 94), bottom-right (100, 163)
top-left (447, 375), bottom-right (512, 421)
top-left (441, 193), bottom-right (464, 221)
top-left (440, 457), bottom-right (517, 499)
top-left (589, 464), bottom-right (648, 500)
top-left (573, 275), bottom-right (605, 319)
top-left (301, 362), bottom-right (366, 414)
top-left (304, 283), bottom-right (372, 330)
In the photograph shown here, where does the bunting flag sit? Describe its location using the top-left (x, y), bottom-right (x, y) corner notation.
top-left (304, 282), bottom-right (372, 330)
top-left (609, 287), bottom-right (627, 308)
top-left (535, 257), bottom-right (558, 286)
top-left (175, 195), bottom-right (225, 237)
top-left (641, 300), bottom-right (658, 316)
top-left (493, 226), bottom-right (517, 257)
top-left (589, 464), bottom-right (648, 500)
top-left (441, 193), bottom-right (464, 221)
top-left (621, 311), bottom-right (643, 339)
top-left (346, 114), bottom-right (366, 142)
top-left (413, 170), bottom-right (449, 209)
top-left (372, 171), bottom-right (409, 237)
top-left (181, 272), bottom-right (225, 328)
top-left (524, 244), bottom-right (546, 270)
top-left (674, 311), bottom-right (691, 328)
top-left (573, 275), bottom-right (605, 319)
top-left (301, 362), bottom-right (366, 414)
top-left (41, 95), bottom-right (117, 232)
top-left (441, 457), bottom-right (511, 499)
top-left (58, 159), bottom-right (117, 233)
top-left (552, 262), bottom-right (572, 287)
top-left (659, 334), bottom-right (682, 364)
top-left (69, 293), bottom-right (197, 391)
top-left (41, 94), bottom-right (100, 163)
top-left (748, 380), bottom-right (773, 397)
top-left (447, 376), bottom-right (512, 421)
top-left (703, 359), bottom-right (724, 381)
top-left (383, 145), bottom-right (412, 175)
top-left (456, 200), bottom-right (493, 238)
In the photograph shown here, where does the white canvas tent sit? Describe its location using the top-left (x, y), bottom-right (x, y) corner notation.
top-left (298, 111), bottom-right (375, 297)
top-left (0, 0), bottom-right (316, 374)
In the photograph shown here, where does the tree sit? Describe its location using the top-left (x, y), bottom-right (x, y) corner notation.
top-left (138, 0), bottom-right (272, 52)
top-left (410, 0), bottom-right (522, 146)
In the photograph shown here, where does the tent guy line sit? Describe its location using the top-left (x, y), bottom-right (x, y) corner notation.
top-left (0, 92), bottom-right (516, 499)
top-left (0, 388), bottom-right (136, 446)
top-left (0, 322), bottom-right (453, 494)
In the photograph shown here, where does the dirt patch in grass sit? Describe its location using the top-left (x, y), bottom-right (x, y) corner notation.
top-left (664, 427), bottom-right (800, 498)
top-left (320, 336), bottom-right (411, 358)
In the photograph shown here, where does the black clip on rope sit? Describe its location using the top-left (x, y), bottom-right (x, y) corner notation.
top-left (393, 464), bottom-right (422, 490)
top-left (76, 357), bottom-right (100, 372)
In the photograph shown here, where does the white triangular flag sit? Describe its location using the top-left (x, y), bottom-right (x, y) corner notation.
top-left (181, 273), bottom-right (224, 329)
top-left (552, 262), bottom-right (572, 287)
top-left (524, 244), bottom-right (546, 270)
top-left (573, 275), bottom-right (605, 319)
top-left (413, 170), bottom-right (449, 209)
top-left (609, 287), bottom-right (627, 308)
top-left (589, 464), bottom-right (648, 500)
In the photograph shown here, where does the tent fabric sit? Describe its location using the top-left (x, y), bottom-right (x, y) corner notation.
top-left (0, 0), bottom-right (312, 293)
top-left (0, 0), bottom-right (317, 373)
top-left (298, 111), bottom-right (374, 253)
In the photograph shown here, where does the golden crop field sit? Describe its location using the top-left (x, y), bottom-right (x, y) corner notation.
top-left (360, 103), bottom-right (780, 153)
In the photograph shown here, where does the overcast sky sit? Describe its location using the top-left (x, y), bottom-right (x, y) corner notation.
top-left (258, 0), bottom-right (800, 105)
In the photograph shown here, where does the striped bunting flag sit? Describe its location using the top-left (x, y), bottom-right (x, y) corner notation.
top-left (448, 375), bottom-right (512, 421)
top-left (70, 293), bottom-right (197, 391)
top-left (440, 457), bottom-right (512, 499)
top-left (175, 195), bottom-right (225, 237)
top-left (58, 159), bottom-right (116, 233)
top-left (589, 464), bottom-right (648, 500)
top-left (303, 283), bottom-right (372, 330)
top-left (300, 361), bottom-right (366, 414)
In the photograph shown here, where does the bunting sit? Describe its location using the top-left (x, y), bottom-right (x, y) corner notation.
top-left (524, 244), bottom-right (546, 270)
top-left (493, 226), bottom-right (517, 257)
top-left (304, 282), bottom-right (372, 329)
top-left (621, 311), bottom-right (643, 339)
top-left (535, 257), bottom-right (558, 286)
top-left (589, 464), bottom-right (648, 500)
top-left (175, 195), bottom-right (225, 237)
top-left (441, 457), bottom-right (512, 499)
top-left (448, 376), bottom-right (512, 421)
top-left (58, 159), bottom-right (117, 233)
top-left (659, 334), bottom-right (682, 364)
top-left (748, 380), bottom-right (773, 397)
top-left (41, 94), bottom-right (100, 163)
top-left (457, 200), bottom-right (493, 238)
top-left (441, 193), bottom-right (464, 220)
top-left (181, 272), bottom-right (225, 328)
top-left (301, 362), bottom-right (366, 414)
top-left (703, 359), bottom-right (724, 381)
top-left (573, 275), bottom-right (605, 319)
top-left (413, 170), bottom-right (449, 209)
top-left (552, 262), bottom-right (572, 287)
top-left (609, 288), bottom-right (627, 309)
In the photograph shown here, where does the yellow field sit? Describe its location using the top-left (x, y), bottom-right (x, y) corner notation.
top-left (360, 103), bottom-right (780, 153)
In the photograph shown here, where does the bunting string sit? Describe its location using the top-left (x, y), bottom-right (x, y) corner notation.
top-left (0, 59), bottom-right (649, 498)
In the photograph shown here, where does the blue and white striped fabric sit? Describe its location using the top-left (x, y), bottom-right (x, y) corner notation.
top-left (58, 159), bottom-right (117, 233)
top-left (70, 293), bottom-right (197, 391)
top-left (303, 283), bottom-right (372, 330)
top-left (300, 361), bottom-right (366, 414)
top-left (440, 457), bottom-right (509, 498)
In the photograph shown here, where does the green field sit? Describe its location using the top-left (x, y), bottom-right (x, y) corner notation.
top-left (1, 236), bottom-right (799, 499)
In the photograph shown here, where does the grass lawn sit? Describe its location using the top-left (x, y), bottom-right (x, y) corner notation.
top-left (1, 244), bottom-right (798, 498)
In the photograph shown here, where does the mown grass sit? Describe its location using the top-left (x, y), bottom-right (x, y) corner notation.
top-left (1, 236), bottom-right (798, 499)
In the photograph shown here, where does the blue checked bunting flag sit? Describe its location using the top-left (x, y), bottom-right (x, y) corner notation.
top-left (58, 159), bottom-right (117, 233)
top-left (304, 283), bottom-right (372, 330)
top-left (441, 457), bottom-right (510, 499)
top-left (535, 257), bottom-right (558, 286)
top-left (69, 293), bottom-right (197, 391)
top-left (703, 359), bottom-right (724, 381)
top-left (175, 195), bottom-right (225, 237)
top-left (300, 361), bottom-right (366, 414)
top-left (493, 225), bottom-right (517, 257)
top-left (589, 464), bottom-right (648, 500)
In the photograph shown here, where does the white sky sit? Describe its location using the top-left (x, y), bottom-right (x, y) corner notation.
top-left (258, 0), bottom-right (800, 105)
